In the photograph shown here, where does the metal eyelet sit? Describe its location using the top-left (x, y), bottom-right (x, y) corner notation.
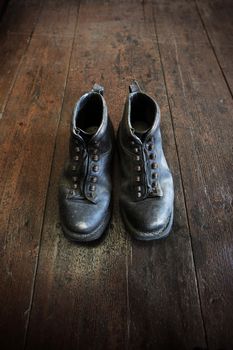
top-left (151, 162), bottom-right (158, 169)
top-left (148, 144), bottom-right (153, 151)
top-left (137, 192), bottom-right (142, 198)
top-left (91, 176), bottom-right (97, 183)
top-left (74, 155), bottom-right (79, 161)
top-left (92, 155), bottom-right (99, 161)
top-left (89, 184), bottom-right (96, 191)
top-left (93, 165), bottom-right (99, 172)
top-left (149, 154), bottom-right (154, 160)
top-left (136, 176), bottom-right (140, 182)
top-left (136, 165), bottom-right (141, 172)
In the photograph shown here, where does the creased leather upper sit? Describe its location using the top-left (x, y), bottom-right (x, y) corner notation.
top-left (118, 86), bottom-right (174, 237)
top-left (59, 87), bottom-right (114, 237)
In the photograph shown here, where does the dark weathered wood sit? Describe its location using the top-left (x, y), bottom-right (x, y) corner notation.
top-left (0, 0), bottom-right (232, 348)
top-left (122, 2), bottom-right (206, 349)
top-left (25, 1), bottom-right (206, 349)
top-left (0, 0), bottom-right (42, 117)
top-left (0, 1), bottom-right (79, 348)
top-left (153, 0), bottom-right (233, 348)
top-left (25, 2), bottom-right (129, 349)
top-left (196, 0), bottom-right (233, 94)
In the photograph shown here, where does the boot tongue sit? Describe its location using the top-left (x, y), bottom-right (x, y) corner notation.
top-left (134, 127), bottom-right (150, 142)
top-left (77, 126), bottom-right (98, 143)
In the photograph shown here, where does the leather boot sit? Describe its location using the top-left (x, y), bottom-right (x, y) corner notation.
top-left (59, 84), bottom-right (114, 242)
top-left (117, 81), bottom-right (174, 240)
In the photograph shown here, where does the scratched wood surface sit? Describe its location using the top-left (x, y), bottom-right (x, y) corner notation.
top-left (0, 0), bottom-right (232, 349)
top-left (0, 0), bottom-right (79, 348)
top-left (153, 0), bottom-right (233, 348)
top-left (196, 0), bottom-right (233, 94)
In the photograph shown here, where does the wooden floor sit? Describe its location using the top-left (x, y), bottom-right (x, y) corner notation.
top-left (0, 0), bottom-right (232, 349)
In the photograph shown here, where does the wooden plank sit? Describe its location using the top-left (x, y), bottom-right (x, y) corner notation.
top-left (123, 2), bottom-right (206, 349)
top-left (25, 1), bottom-right (206, 349)
top-left (25, 2), bottom-right (129, 349)
top-left (0, 0), bottom-right (42, 117)
top-left (196, 0), bottom-right (233, 94)
top-left (0, 1), bottom-right (79, 348)
top-left (152, 0), bottom-right (233, 348)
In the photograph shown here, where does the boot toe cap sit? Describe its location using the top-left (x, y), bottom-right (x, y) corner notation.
top-left (121, 198), bottom-right (173, 239)
top-left (60, 199), bottom-right (110, 241)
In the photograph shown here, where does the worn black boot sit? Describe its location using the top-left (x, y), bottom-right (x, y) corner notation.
top-left (59, 84), bottom-right (114, 242)
top-left (117, 81), bottom-right (174, 240)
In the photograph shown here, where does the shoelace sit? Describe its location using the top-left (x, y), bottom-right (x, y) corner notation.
top-left (132, 138), bottom-right (161, 198)
top-left (69, 141), bottom-right (99, 199)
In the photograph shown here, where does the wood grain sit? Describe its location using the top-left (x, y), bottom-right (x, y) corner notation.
top-left (25, 2), bottom-right (130, 349)
top-left (196, 0), bottom-right (233, 94)
top-left (153, 0), bottom-right (233, 348)
top-left (0, 0), bottom-right (42, 117)
top-left (123, 2), bottom-right (206, 349)
top-left (0, 1), bottom-right (79, 348)
top-left (25, 1), bottom-right (206, 349)
top-left (0, 0), bottom-right (232, 348)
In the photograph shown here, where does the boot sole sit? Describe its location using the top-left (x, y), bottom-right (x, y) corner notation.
top-left (121, 208), bottom-right (174, 241)
top-left (61, 208), bottom-right (111, 242)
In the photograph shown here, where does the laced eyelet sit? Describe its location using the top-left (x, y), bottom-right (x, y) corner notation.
top-left (148, 144), bottom-right (153, 151)
top-left (136, 176), bottom-right (140, 182)
top-left (136, 155), bottom-right (140, 161)
top-left (89, 184), bottom-right (96, 191)
top-left (149, 154), bottom-right (154, 160)
top-left (137, 192), bottom-right (142, 198)
top-left (74, 155), bottom-right (79, 161)
top-left (151, 162), bottom-right (158, 169)
top-left (75, 146), bottom-right (80, 153)
top-left (134, 147), bottom-right (139, 153)
top-left (136, 165), bottom-right (141, 172)
top-left (93, 165), bottom-right (99, 172)
top-left (73, 176), bottom-right (78, 182)
top-left (72, 165), bottom-right (76, 171)
top-left (91, 176), bottom-right (97, 183)
top-left (92, 155), bottom-right (99, 161)
top-left (73, 183), bottom-right (78, 189)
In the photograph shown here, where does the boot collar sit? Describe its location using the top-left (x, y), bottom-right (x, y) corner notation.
top-left (71, 87), bottom-right (108, 145)
top-left (125, 91), bottom-right (161, 144)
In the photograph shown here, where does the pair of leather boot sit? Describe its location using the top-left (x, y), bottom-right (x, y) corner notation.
top-left (59, 82), bottom-right (174, 242)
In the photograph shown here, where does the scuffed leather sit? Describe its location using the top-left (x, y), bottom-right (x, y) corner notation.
top-left (117, 82), bottom-right (174, 240)
top-left (59, 85), bottom-right (114, 241)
